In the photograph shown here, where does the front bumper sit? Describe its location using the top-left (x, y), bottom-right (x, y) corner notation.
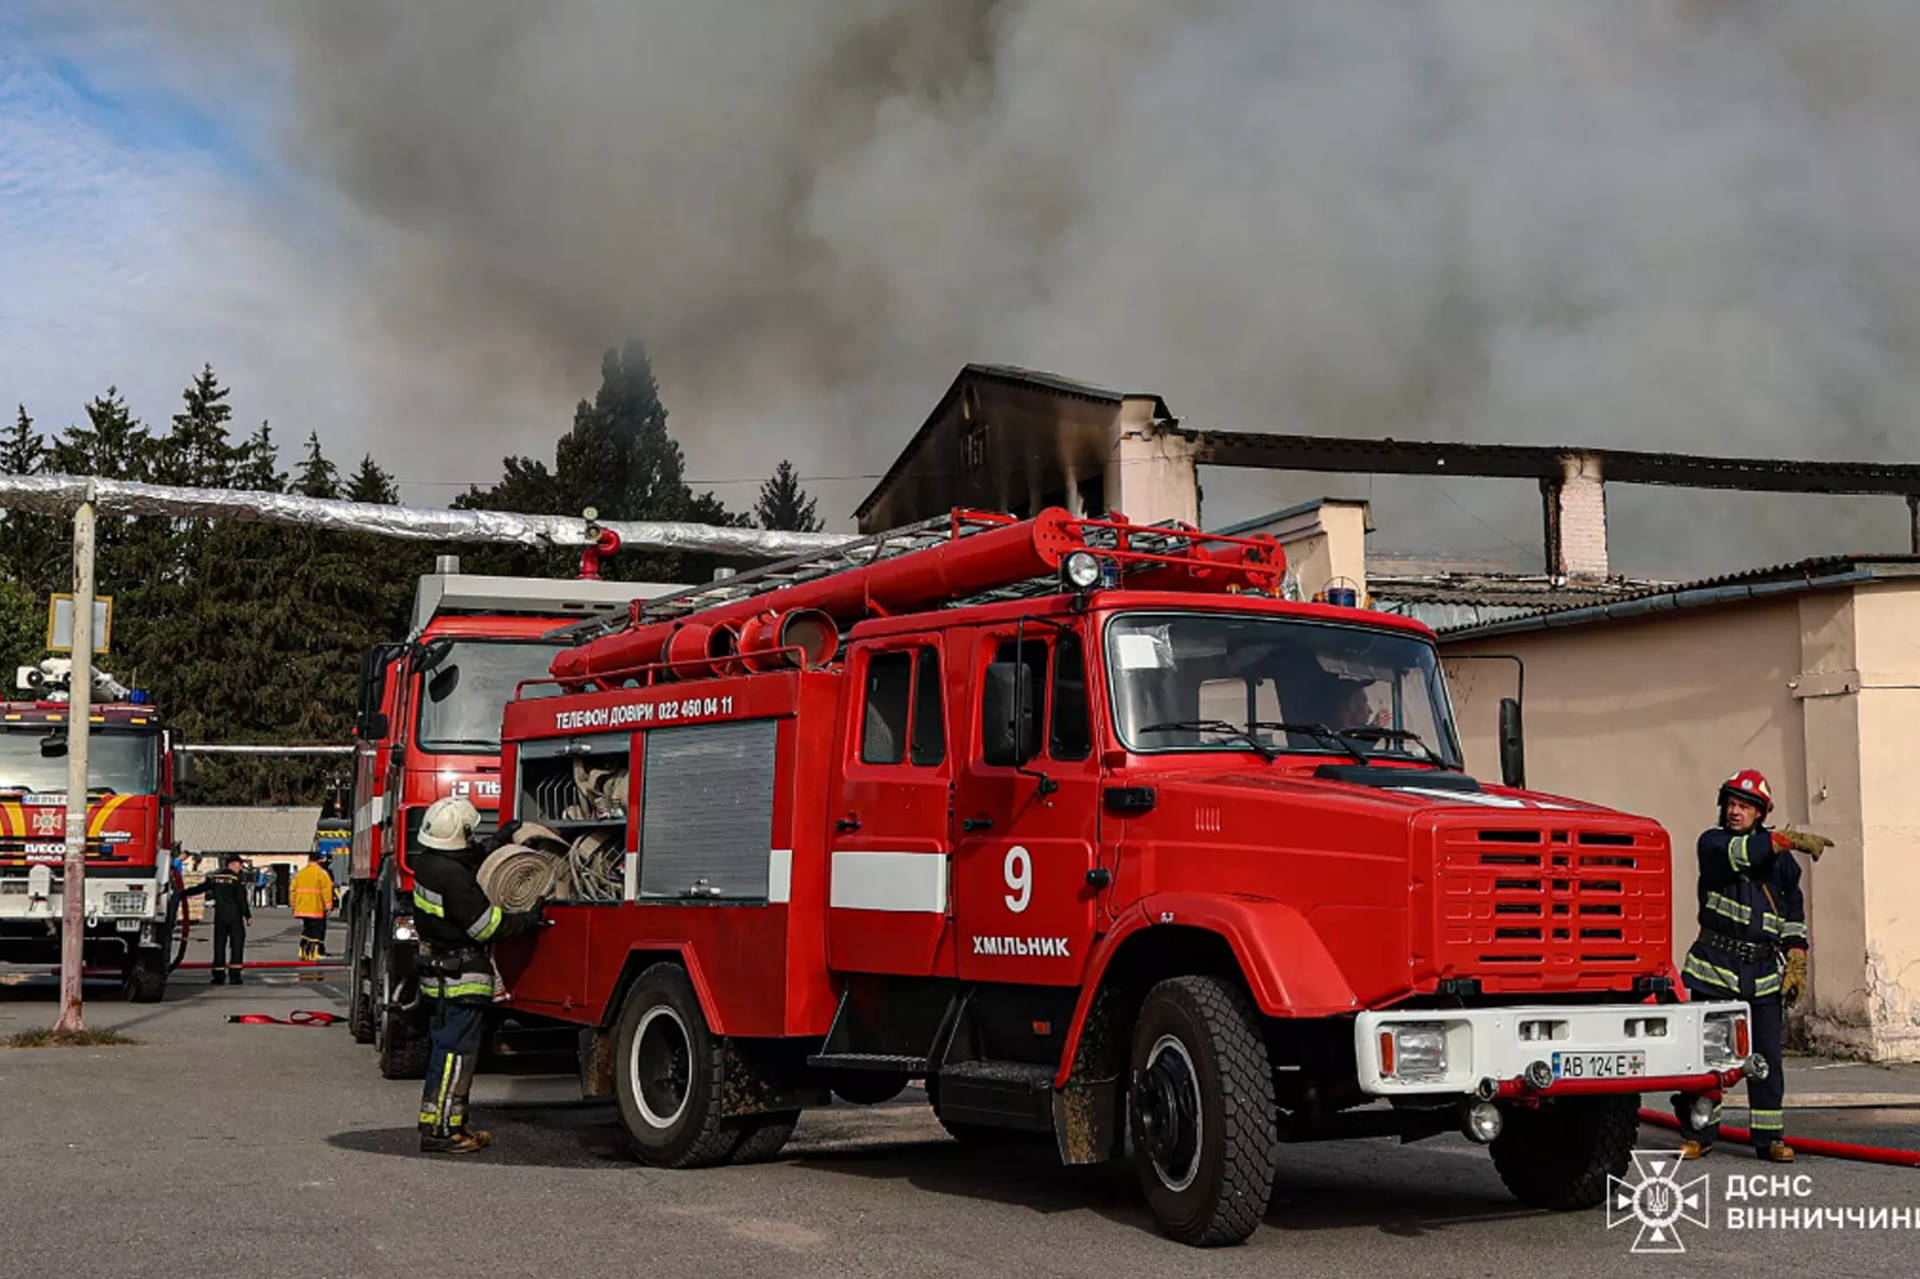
top-left (1355, 1001), bottom-right (1753, 1097)
top-left (0, 869), bottom-right (164, 929)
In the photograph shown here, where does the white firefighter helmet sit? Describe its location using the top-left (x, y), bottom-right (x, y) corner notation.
top-left (418, 796), bottom-right (482, 851)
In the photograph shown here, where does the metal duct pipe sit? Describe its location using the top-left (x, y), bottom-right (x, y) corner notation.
top-left (554, 508), bottom-right (1082, 686)
top-left (0, 473), bottom-right (851, 560)
top-left (174, 744), bottom-right (355, 756)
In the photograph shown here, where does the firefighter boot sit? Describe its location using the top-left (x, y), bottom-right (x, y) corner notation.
top-left (420, 1129), bottom-right (493, 1155)
top-left (1758, 1141), bottom-right (1797, 1163)
top-left (210, 971), bottom-right (226, 986)
top-left (229, 968), bottom-right (244, 986)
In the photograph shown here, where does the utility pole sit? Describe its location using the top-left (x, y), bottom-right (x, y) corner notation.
top-left (53, 484), bottom-right (96, 1033)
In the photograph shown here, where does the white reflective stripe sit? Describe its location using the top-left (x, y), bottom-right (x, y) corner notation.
top-left (768, 849), bottom-right (793, 904)
top-left (416, 886), bottom-right (446, 906)
top-left (829, 850), bottom-right (947, 913)
top-left (357, 794), bottom-right (386, 829)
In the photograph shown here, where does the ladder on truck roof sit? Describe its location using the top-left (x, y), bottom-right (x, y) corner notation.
top-left (542, 510), bottom-right (1247, 647)
top-left (411, 573), bottom-right (685, 640)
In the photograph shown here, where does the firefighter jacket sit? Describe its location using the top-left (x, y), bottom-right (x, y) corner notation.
top-left (289, 862), bottom-right (336, 919)
top-left (182, 868), bottom-right (250, 921)
top-left (409, 846), bottom-right (539, 1004)
top-left (1683, 824), bottom-right (1807, 1002)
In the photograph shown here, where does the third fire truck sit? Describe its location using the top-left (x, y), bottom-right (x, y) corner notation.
top-left (345, 550), bottom-right (678, 1076)
top-left (491, 510), bottom-right (1762, 1245)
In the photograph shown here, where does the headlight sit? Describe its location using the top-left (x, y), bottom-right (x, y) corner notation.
top-left (1060, 550), bottom-right (1102, 592)
top-left (105, 890), bottom-right (147, 916)
top-left (392, 916), bottom-right (418, 943)
top-left (1383, 1023), bottom-right (1448, 1080)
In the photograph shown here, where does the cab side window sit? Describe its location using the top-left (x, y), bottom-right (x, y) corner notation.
top-left (862, 646), bottom-right (946, 767)
top-left (1050, 632), bottom-right (1092, 761)
top-left (861, 652), bottom-right (913, 765)
top-left (910, 647), bottom-right (946, 765)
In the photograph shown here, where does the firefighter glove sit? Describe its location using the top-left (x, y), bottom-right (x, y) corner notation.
top-left (1783, 948), bottom-right (1809, 1006)
top-left (1772, 828), bottom-right (1834, 861)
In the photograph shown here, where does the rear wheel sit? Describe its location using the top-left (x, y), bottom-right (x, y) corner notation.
top-left (1490, 1096), bottom-right (1637, 1210)
top-left (612, 963), bottom-right (737, 1168)
top-left (730, 1111), bottom-right (800, 1163)
top-left (1127, 975), bottom-right (1276, 1247)
top-left (347, 897), bottom-right (374, 1044)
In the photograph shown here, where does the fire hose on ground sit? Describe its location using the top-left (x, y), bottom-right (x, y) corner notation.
top-left (1639, 1108), bottom-right (1920, 1168)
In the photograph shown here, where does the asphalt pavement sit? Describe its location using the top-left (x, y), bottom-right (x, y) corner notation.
top-left (5, 911), bottom-right (1919, 1278)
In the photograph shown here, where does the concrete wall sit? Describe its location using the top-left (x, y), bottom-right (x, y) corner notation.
top-left (1444, 582), bottom-right (1920, 1060)
top-left (1107, 411), bottom-right (1199, 528)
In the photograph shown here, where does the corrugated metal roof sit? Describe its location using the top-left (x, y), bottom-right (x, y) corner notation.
top-left (1438, 555), bottom-right (1920, 641)
top-left (174, 807), bottom-right (324, 855)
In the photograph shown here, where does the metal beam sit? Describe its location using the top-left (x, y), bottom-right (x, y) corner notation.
top-left (176, 744), bottom-right (354, 757)
top-left (1181, 429), bottom-right (1920, 497)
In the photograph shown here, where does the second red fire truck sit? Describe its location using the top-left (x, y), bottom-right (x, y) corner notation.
top-left (345, 552), bottom-right (679, 1075)
top-left (490, 510), bottom-right (1760, 1245)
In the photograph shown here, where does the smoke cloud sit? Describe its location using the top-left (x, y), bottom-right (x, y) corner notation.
top-left (118, 1), bottom-right (1920, 573)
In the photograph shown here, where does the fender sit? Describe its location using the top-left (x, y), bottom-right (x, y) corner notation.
top-left (596, 940), bottom-right (729, 1034)
top-left (1056, 893), bottom-right (1358, 1086)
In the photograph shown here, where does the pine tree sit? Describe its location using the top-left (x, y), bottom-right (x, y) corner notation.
top-left (755, 460), bottom-right (822, 532)
top-left (0, 406), bottom-right (64, 596)
top-left (295, 432), bottom-right (340, 499)
top-left (346, 455), bottom-right (399, 504)
top-left (154, 365), bottom-right (238, 488)
top-left (456, 338), bottom-right (749, 581)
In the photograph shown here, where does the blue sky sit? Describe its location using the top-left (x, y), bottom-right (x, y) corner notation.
top-left (0, 5), bottom-right (562, 500)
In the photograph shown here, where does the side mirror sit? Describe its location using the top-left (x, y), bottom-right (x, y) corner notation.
top-left (174, 751), bottom-right (197, 786)
top-left (427, 665), bottom-right (459, 703)
top-left (417, 638), bottom-right (454, 673)
top-left (361, 711), bottom-right (390, 740)
top-left (1498, 697), bottom-right (1526, 789)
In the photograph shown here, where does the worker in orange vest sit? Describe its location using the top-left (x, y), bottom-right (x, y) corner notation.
top-left (290, 850), bottom-right (337, 961)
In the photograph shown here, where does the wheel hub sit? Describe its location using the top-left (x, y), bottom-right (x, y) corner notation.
top-left (633, 1006), bottom-right (692, 1128)
top-left (1140, 1035), bottom-right (1202, 1192)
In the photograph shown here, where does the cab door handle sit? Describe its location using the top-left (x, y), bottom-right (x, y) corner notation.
top-left (835, 816), bottom-right (862, 833)
top-left (962, 817), bottom-right (993, 833)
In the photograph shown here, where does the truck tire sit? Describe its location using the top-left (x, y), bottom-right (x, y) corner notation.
top-left (613, 962), bottom-right (738, 1168)
top-left (374, 934), bottom-right (428, 1079)
top-left (347, 898), bottom-right (375, 1044)
top-left (1127, 975), bottom-right (1277, 1247)
top-left (730, 1112), bottom-right (800, 1163)
top-left (1489, 1095), bottom-right (1637, 1210)
top-left (124, 948), bottom-right (168, 1003)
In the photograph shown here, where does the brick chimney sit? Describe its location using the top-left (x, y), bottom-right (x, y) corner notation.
top-left (1541, 452), bottom-right (1608, 580)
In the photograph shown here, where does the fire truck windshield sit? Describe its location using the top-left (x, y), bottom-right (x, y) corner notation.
top-left (415, 640), bottom-right (566, 753)
top-left (1106, 612), bottom-right (1463, 767)
top-left (0, 726), bottom-right (160, 795)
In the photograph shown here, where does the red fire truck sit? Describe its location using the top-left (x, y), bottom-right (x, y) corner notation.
top-left (0, 663), bottom-right (183, 1001)
top-left (494, 509), bottom-right (1760, 1245)
top-left (345, 552), bottom-right (680, 1076)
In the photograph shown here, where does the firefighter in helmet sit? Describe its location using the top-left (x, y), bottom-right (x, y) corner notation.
top-left (410, 796), bottom-right (547, 1154)
top-left (1674, 769), bottom-right (1831, 1162)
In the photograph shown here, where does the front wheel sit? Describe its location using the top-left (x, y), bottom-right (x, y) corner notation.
top-left (1127, 975), bottom-right (1276, 1247)
top-left (124, 942), bottom-right (168, 1003)
top-left (1490, 1095), bottom-right (1637, 1210)
top-left (373, 931), bottom-right (427, 1079)
top-left (612, 963), bottom-right (738, 1168)
top-left (347, 897), bottom-right (374, 1044)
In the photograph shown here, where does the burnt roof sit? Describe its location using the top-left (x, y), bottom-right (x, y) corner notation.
top-left (1439, 555), bottom-right (1920, 641)
top-left (1179, 430), bottom-right (1920, 495)
top-left (853, 364), bottom-right (1172, 520)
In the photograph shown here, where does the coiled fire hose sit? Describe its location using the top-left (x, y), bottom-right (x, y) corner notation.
top-left (477, 843), bottom-right (568, 911)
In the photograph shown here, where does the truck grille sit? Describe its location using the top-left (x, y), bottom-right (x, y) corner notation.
top-left (1432, 823), bottom-right (1669, 990)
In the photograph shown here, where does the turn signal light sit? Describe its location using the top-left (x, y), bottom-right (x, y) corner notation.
top-left (1379, 1030), bottom-right (1395, 1077)
top-left (1735, 1016), bottom-right (1750, 1059)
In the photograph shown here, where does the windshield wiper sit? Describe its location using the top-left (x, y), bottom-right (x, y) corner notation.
top-left (420, 738), bottom-right (498, 751)
top-left (1248, 721), bottom-right (1369, 765)
top-left (1338, 725), bottom-right (1446, 766)
top-left (1138, 720), bottom-right (1278, 763)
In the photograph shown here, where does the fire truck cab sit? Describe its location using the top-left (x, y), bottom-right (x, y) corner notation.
top-left (345, 561), bottom-right (682, 1076)
top-left (0, 669), bottom-right (181, 1002)
top-left (494, 510), bottom-right (1759, 1246)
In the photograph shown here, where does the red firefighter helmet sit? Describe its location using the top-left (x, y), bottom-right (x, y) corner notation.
top-left (1718, 768), bottom-right (1773, 817)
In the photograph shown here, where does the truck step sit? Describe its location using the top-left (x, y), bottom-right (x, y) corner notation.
top-left (806, 1052), bottom-right (927, 1074)
top-left (933, 1060), bottom-right (1055, 1133)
